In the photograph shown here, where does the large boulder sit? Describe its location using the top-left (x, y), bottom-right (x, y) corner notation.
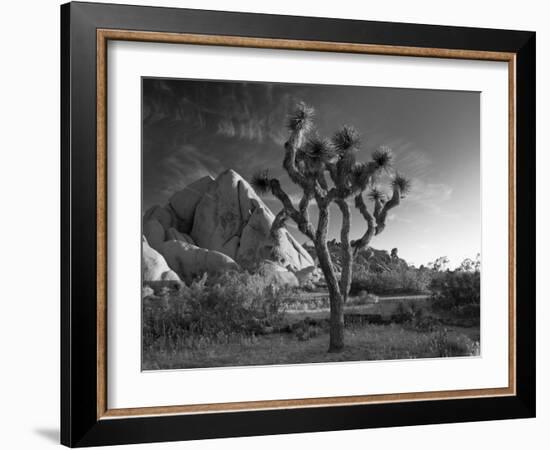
top-left (143, 218), bottom-right (165, 251)
top-left (294, 265), bottom-right (323, 287)
top-left (189, 170), bottom-right (244, 258)
top-left (166, 227), bottom-right (195, 245)
top-left (143, 204), bottom-right (176, 230)
top-left (190, 169), bottom-right (314, 271)
top-left (168, 176), bottom-right (215, 233)
top-left (235, 202), bottom-right (273, 266)
top-left (142, 285), bottom-right (155, 299)
top-left (142, 170), bottom-right (315, 280)
top-left (159, 240), bottom-right (240, 284)
top-left (257, 260), bottom-right (299, 289)
top-left (142, 236), bottom-right (180, 283)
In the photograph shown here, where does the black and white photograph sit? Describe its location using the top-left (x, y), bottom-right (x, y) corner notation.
top-left (0, 0), bottom-right (542, 447)
top-left (141, 78), bottom-right (481, 370)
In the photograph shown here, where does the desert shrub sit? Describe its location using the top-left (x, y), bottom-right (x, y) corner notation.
top-left (350, 265), bottom-right (431, 296)
top-left (143, 271), bottom-right (289, 349)
top-left (428, 328), bottom-right (479, 357)
top-left (392, 301), bottom-right (423, 323)
top-left (390, 302), bottom-right (440, 331)
top-left (291, 318), bottom-right (328, 341)
top-left (430, 270), bottom-right (480, 321)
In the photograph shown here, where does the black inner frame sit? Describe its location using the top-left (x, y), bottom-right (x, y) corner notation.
top-left (61, 2), bottom-right (536, 447)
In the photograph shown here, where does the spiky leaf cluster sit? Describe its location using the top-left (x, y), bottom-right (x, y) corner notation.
top-left (372, 146), bottom-right (394, 170)
top-left (286, 102), bottom-right (315, 133)
top-left (303, 136), bottom-right (338, 163)
top-left (250, 170), bottom-right (271, 194)
top-left (337, 151), bottom-right (357, 184)
top-left (332, 125), bottom-right (361, 154)
top-left (368, 187), bottom-right (386, 202)
top-left (392, 173), bottom-right (412, 196)
top-left (350, 162), bottom-right (369, 190)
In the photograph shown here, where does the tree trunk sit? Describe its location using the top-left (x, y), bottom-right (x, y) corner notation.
top-left (328, 288), bottom-right (345, 352)
top-left (336, 199), bottom-right (353, 303)
top-left (315, 205), bottom-right (345, 352)
top-left (340, 257), bottom-right (353, 303)
top-left (315, 240), bottom-right (345, 352)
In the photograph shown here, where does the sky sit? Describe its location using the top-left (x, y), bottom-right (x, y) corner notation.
top-left (142, 77), bottom-right (480, 268)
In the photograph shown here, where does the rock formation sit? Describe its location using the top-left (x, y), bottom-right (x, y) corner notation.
top-left (165, 227), bottom-right (195, 245)
top-left (294, 266), bottom-right (323, 287)
top-left (190, 170), bottom-right (313, 270)
top-left (142, 236), bottom-right (180, 283)
top-left (143, 204), bottom-right (176, 230)
top-left (256, 260), bottom-right (299, 289)
top-left (168, 176), bottom-right (215, 233)
top-left (143, 218), bottom-right (165, 251)
top-left (159, 240), bottom-right (240, 284)
top-left (142, 169), bottom-right (314, 285)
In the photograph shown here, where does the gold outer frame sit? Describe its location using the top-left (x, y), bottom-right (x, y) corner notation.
top-left (96, 29), bottom-right (517, 420)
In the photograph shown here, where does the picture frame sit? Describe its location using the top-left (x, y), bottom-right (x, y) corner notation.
top-left (60, 1), bottom-right (535, 447)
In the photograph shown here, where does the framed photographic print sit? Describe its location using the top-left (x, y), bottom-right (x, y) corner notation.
top-left (61, 1), bottom-right (536, 447)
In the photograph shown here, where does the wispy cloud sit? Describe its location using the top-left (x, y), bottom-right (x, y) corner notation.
top-left (145, 78), bottom-right (300, 147)
top-left (216, 118), bottom-right (236, 138)
top-left (406, 179), bottom-right (454, 215)
top-left (152, 144), bottom-right (218, 198)
top-left (389, 140), bottom-right (433, 180)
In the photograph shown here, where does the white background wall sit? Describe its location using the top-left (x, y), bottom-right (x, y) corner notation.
top-left (0, 0), bottom-right (546, 449)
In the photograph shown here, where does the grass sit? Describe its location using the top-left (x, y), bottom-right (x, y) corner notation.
top-left (142, 269), bottom-right (480, 371)
top-left (280, 290), bottom-right (382, 311)
top-left (142, 321), bottom-right (479, 370)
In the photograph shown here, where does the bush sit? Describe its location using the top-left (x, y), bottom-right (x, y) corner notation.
top-left (350, 265), bottom-right (431, 296)
top-left (143, 271), bottom-right (289, 350)
top-left (430, 270), bottom-right (480, 321)
top-left (391, 302), bottom-right (441, 331)
top-left (428, 327), bottom-right (479, 357)
top-left (392, 301), bottom-right (423, 323)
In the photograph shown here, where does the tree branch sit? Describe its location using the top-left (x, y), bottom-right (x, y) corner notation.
top-left (374, 185), bottom-right (401, 235)
top-left (351, 194), bottom-right (376, 257)
top-left (298, 190), bottom-right (313, 223)
top-left (283, 136), bottom-right (308, 188)
top-left (269, 179), bottom-right (315, 241)
top-left (326, 162), bottom-right (338, 186)
top-left (316, 171), bottom-right (329, 191)
top-left (354, 161), bottom-right (380, 192)
top-left (270, 209), bottom-right (288, 240)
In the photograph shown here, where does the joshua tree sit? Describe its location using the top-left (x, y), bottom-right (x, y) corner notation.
top-left (251, 103), bottom-right (411, 352)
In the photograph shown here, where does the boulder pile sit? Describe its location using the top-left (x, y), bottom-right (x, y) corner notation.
top-left (142, 169), bottom-right (315, 287)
